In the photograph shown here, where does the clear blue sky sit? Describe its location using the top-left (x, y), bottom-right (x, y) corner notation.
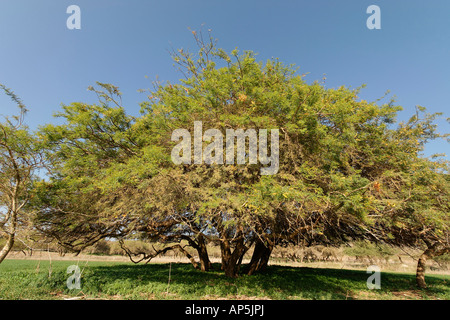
top-left (0, 0), bottom-right (449, 158)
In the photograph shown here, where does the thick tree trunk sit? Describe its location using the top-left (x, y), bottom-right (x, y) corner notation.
top-left (245, 239), bottom-right (273, 275)
top-left (258, 243), bottom-right (273, 272)
top-left (0, 234), bottom-right (14, 264)
top-left (220, 238), bottom-right (247, 278)
top-left (416, 250), bottom-right (429, 289)
top-left (416, 243), bottom-right (449, 289)
top-left (245, 240), bottom-right (266, 275)
top-left (220, 240), bottom-right (234, 277)
top-left (197, 234), bottom-right (212, 272)
top-left (0, 203), bottom-right (18, 264)
top-left (223, 260), bottom-right (240, 278)
top-left (179, 234), bottom-right (212, 272)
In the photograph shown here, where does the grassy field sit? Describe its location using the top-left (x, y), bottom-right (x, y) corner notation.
top-left (0, 259), bottom-right (448, 300)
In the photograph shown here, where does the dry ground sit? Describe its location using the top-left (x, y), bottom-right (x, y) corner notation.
top-left (6, 249), bottom-right (449, 276)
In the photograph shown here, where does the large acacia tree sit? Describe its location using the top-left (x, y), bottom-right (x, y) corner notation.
top-left (33, 34), bottom-right (449, 280)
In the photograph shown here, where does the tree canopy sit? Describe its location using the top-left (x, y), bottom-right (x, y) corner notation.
top-left (29, 34), bottom-right (449, 279)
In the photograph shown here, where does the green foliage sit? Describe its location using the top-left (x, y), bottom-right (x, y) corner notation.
top-left (0, 84), bottom-right (46, 263)
top-left (30, 33), bottom-right (449, 277)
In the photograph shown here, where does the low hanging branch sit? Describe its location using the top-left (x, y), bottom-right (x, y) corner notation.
top-left (118, 239), bottom-right (200, 269)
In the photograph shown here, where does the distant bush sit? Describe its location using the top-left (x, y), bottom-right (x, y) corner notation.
top-left (433, 253), bottom-right (450, 263)
top-left (83, 240), bottom-right (111, 255)
top-left (344, 241), bottom-right (398, 264)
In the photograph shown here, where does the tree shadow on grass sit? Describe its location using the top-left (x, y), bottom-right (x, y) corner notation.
top-left (76, 263), bottom-right (448, 300)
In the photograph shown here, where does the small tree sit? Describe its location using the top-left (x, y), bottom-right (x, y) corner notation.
top-left (0, 84), bottom-right (44, 263)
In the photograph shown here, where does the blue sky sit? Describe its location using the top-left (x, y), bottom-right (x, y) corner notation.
top-left (0, 0), bottom-right (449, 159)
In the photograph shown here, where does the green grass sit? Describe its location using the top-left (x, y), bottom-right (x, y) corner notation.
top-left (0, 259), bottom-right (448, 300)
